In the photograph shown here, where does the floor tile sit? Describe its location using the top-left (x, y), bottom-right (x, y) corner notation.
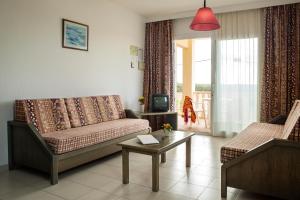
top-left (0, 187), bottom-right (64, 200)
top-left (158, 167), bottom-right (187, 181)
top-left (159, 159), bottom-right (197, 171)
top-left (66, 170), bottom-right (121, 191)
top-left (130, 172), bottom-right (178, 191)
top-left (190, 165), bottom-right (221, 178)
top-left (197, 187), bottom-right (238, 200)
top-left (97, 181), bottom-right (151, 198)
top-left (180, 174), bottom-right (214, 187)
top-left (77, 189), bottom-right (120, 200)
top-left (168, 182), bottom-right (205, 199)
top-left (207, 178), bottom-right (221, 189)
top-left (43, 179), bottom-right (93, 200)
top-left (0, 170), bottom-right (48, 196)
top-left (126, 190), bottom-right (195, 200)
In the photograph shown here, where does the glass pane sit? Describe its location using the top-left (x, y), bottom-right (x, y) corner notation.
top-left (214, 37), bottom-right (259, 135)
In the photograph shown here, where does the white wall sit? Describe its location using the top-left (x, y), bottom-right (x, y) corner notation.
top-left (0, 0), bottom-right (145, 166)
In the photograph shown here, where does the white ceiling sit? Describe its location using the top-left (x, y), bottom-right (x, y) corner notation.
top-left (112, 0), bottom-right (300, 21)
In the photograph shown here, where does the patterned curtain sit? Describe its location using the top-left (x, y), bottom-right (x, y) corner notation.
top-left (143, 20), bottom-right (175, 112)
top-left (261, 4), bottom-right (300, 141)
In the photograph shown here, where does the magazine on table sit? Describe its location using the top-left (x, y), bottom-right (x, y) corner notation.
top-left (137, 135), bottom-right (159, 144)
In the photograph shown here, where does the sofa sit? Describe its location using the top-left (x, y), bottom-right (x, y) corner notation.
top-left (8, 95), bottom-right (150, 184)
top-left (220, 100), bottom-right (300, 199)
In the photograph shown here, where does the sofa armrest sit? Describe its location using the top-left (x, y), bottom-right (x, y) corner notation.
top-left (8, 121), bottom-right (53, 156)
top-left (269, 115), bottom-right (287, 125)
top-left (125, 109), bottom-right (139, 119)
top-left (221, 138), bottom-right (300, 199)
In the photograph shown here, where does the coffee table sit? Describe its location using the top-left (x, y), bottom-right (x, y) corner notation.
top-left (118, 130), bottom-right (195, 192)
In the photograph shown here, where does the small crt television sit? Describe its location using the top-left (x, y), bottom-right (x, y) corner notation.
top-left (151, 94), bottom-right (169, 112)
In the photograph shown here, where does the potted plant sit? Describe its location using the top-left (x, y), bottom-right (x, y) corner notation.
top-left (138, 96), bottom-right (145, 112)
top-left (162, 123), bottom-right (173, 137)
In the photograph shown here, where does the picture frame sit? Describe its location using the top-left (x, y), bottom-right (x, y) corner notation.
top-left (62, 19), bottom-right (89, 51)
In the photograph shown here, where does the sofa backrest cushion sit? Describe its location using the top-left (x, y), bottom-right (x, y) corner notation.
top-left (96, 95), bottom-right (126, 122)
top-left (282, 100), bottom-right (300, 139)
top-left (64, 97), bottom-right (103, 127)
top-left (64, 95), bottom-right (126, 128)
top-left (15, 99), bottom-right (71, 134)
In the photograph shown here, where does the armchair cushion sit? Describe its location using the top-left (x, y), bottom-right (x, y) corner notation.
top-left (269, 115), bottom-right (287, 125)
top-left (221, 122), bottom-right (284, 163)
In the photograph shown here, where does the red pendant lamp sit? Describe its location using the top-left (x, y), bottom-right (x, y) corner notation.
top-left (190, 0), bottom-right (220, 31)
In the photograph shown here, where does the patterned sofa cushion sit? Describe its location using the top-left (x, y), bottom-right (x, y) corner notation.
top-left (15, 99), bottom-right (71, 134)
top-left (65, 95), bottom-right (126, 128)
top-left (64, 97), bottom-right (103, 127)
top-left (42, 118), bottom-right (149, 154)
top-left (220, 122), bottom-right (284, 163)
top-left (96, 95), bottom-right (126, 121)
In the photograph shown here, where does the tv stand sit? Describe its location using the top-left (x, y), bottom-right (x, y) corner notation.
top-left (136, 111), bottom-right (178, 131)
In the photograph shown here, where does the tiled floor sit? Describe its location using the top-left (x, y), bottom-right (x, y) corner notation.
top-left (0, 135), bottom-right (281, 200)
top-left (178, 116), bottom-right (211, 133)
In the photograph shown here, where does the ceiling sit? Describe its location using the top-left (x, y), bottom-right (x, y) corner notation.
top-left (112, 0), bottom-right (300, 21)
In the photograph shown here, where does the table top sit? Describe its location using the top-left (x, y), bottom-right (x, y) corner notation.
top-left (118, 130), bottom-right (194, 153)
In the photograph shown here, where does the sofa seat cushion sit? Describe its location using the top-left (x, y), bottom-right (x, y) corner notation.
top-left (42, 118), bottom-right (149, 154)
top-left (220, 122), bottom-right (284, 163)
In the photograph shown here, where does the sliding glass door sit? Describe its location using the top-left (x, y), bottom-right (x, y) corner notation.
top-left (212, 38), bottom-right (259, 136)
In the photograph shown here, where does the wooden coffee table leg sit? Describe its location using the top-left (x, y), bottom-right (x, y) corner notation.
top-left (152, 154), bottom-right (159, 192)
top-left (122, 149), bottom-right (129, 184)
top-left (186, 138), bottom-right (191, 167)
top-left (161, 152), bottom-right (166, 163)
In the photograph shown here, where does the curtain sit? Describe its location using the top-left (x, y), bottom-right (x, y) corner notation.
top-left (261, 4), bottom-right (300, 141)
top-left (213, 9), bottom-right (263, 136)
top-left (143, 20), bottom-right (175, 130)
top-left (144, 20), bottom-right (175, 111)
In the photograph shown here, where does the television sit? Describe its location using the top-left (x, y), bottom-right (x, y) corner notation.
top-left (151, 94), bottom-right (169, 112)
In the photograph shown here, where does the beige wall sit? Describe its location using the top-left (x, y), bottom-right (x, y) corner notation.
top-left (0, 0), bottom-right (145, 165)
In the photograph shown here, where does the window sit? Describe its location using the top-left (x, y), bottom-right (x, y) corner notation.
top-left (219, 38), bottom-right (258, 85)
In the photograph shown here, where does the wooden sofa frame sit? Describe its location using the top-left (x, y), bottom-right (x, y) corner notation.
top-left (7, 109), bottom-right (150, 185)
top-left (221, 138), bottom-right (300, 199)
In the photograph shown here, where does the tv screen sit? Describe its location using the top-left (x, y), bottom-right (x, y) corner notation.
top-left (152, 94), bottom-right (169, 112)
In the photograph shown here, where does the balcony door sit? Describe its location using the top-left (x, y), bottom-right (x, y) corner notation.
top-left (175, 38), bottom-right (212, 133)
top-left (213, 38), bottom-right (259, 137)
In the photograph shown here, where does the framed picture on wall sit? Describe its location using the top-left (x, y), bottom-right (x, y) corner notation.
top-left (62, 19), bottom-right (89, 51)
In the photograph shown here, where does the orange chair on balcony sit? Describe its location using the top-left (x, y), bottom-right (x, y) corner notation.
top-left (182, 96), bottom-right (196, 124)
